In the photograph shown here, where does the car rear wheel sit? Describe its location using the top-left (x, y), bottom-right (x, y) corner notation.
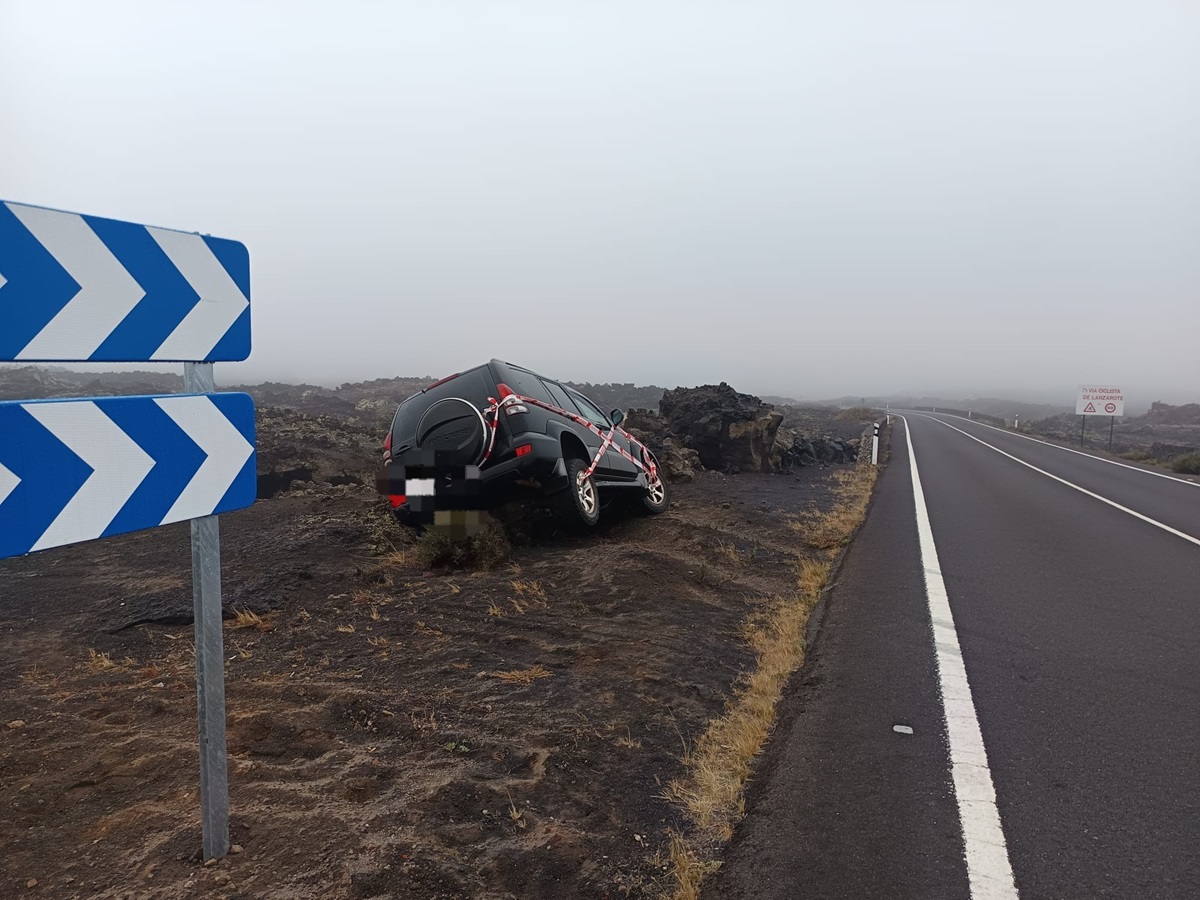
top-left (559, 458), bottom-right (601, 527)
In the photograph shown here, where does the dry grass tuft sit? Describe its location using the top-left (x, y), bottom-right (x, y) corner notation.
top-left (408, 524), bottom-right (512, 570)
top-left (1169, 452), bottom-right (1200, 474)
top-left (665, 831), bottom-right (722, 900)
top-left (714, 540), bottom-right (748, 566)
top-left (352, 589), bottom-right (380, 607)
top-left (509, 579), bottom-right (547, 603)
top-left (376, 548), bottom-right (414, 570)
top-left (507, 794), bottom-right (528, 830)
top-left (492, 665), bottom-right (552, 685)
top-left (615, 726), bottom-right (642, 750)
top-left (662, 462), bottom-right (877, 899)
top-left (86, 649), bottom-right (121, 672)
top-left (664, 586), bottom-right (815, 843)
top-left (789, 466), bottom-right (877, 549)
top-left (797, 556), bottom-right (831, 598)
top-left (229, 608), bottom-right (274, 632)
top-left (412, 620), bottom-right (450, 643)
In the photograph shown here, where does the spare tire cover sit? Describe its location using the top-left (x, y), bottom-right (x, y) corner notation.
top-left (414, 397), bottom-right (487, 465)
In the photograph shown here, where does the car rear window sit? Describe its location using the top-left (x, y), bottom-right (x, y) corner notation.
top-left (497, 367), bottom-right (555, 406)
top-left (393, 366), bottom-right (494, 444)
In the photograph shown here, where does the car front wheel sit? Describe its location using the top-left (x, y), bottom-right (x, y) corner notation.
top-left (639, 452), bottom-right (670, 515)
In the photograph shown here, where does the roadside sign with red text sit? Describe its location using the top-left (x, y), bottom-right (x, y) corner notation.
top-left (1076, 385), bottom-right (1124, 416)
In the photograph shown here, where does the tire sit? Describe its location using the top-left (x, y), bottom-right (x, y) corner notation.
top-left (558, 458), bottom-right (601, 528)
top-left (638, 451), bottom-right (670, 515)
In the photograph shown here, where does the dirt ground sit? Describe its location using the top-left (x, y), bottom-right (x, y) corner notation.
top-left (1, 467), bottom-right (846, 900)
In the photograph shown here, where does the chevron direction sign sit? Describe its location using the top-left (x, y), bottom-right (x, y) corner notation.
top-left (0, 393), bottom-right (256, 559)
top-left (0, 201), bottom-right (250, 362)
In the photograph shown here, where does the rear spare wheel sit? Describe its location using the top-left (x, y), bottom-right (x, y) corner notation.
top-left (414, 398), bottom-right (488, 465)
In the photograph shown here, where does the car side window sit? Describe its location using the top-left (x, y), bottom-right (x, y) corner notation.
top-left (542, 381), bottom-right (588, 422)
top-left (566, 389), bottom-right (611, 429)
top-left (541, 380), bottom-right (581, 417)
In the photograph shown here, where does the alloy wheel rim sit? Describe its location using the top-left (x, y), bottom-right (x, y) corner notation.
top-left (577, 475), bottom-right (596, 514)
top-left (647, 473), bottom-right (665, 505)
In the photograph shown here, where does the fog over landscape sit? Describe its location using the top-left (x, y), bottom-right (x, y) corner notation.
top-left (3, 2), bottom-right (1197, 404)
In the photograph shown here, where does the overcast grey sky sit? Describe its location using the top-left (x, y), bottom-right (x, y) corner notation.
top-left (2, 1), bottom-right (1197, 403)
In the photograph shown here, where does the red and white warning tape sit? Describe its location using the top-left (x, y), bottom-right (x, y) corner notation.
top-left (479, 392), bottom-right (659, 484)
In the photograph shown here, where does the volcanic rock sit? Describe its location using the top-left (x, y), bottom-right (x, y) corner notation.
top-left (1144, 402), bottom-right (1200, 426)
top-left (659, 384), bottom-right (783, 474)
top-left (621, 409), bottom-right (702, 482)
top-left (1149, 442), bottom-right (1199, 461)
top-left (771, 427), bottom-right (858, 471)
top-left (255, 407), bottom-right (380, 498)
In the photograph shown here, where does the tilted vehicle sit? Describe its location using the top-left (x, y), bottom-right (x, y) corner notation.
top-left (379, 359), bottom-right (669, 527)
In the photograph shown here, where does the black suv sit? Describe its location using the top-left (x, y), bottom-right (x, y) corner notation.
top-left (380, 359), bottom-right (669, 528)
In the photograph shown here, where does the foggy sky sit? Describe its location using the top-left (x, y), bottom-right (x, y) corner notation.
top-left (2, 2), bottom-right (1198, 404)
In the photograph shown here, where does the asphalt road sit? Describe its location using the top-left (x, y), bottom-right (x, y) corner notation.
top-left (706, 413), bottom-right (1199, 899)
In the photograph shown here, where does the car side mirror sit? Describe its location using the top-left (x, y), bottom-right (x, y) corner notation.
top-left (610, 409), bottom-right (624, 425)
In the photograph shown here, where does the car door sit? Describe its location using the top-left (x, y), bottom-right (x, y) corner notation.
top-left (607, 414), bottom-right (645, 479)
top-left (566, 388), bottom-right (639, 481)
top-left (540, 380), bottom-right (610, 475)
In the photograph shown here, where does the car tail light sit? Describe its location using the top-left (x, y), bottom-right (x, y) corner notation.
top-left (515, 443), bottom-right (533, 457)
top-left (383, 432), bottom-right (392, 462)
top-left (505, 404), bottom-right (529, 416)
top-left (496, 383), bottom-right (514, 399)
top-left (388, 494), bottom-right (407, 508)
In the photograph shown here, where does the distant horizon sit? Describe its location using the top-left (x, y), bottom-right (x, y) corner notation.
top-left (3, 361), bottom-right (1193, 414)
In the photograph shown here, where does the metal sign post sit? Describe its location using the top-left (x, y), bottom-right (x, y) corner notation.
top-left (185, 362), bottom-right (230, 859)
top-left (1076, 385), bottom-right (1125, 452)
top-left (0, 200), bottom-right (254, 861)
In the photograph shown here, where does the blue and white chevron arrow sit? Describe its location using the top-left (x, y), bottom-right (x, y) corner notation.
top-left (0, 393), bottom-right (256, 559)
top-left (0, 201), bottom-right (250, 362)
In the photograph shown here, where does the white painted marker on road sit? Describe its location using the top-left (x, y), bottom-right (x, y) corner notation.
top-left (902, 416), bottom-right (1019, 900)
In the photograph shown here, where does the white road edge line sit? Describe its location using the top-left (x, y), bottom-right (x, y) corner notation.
top-left (925, 416), bottom-right (1200, 549)
top-left (901, 416), bottom-right (1019, 900)
top-left (913, 412), bottom-right (1199, 488)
